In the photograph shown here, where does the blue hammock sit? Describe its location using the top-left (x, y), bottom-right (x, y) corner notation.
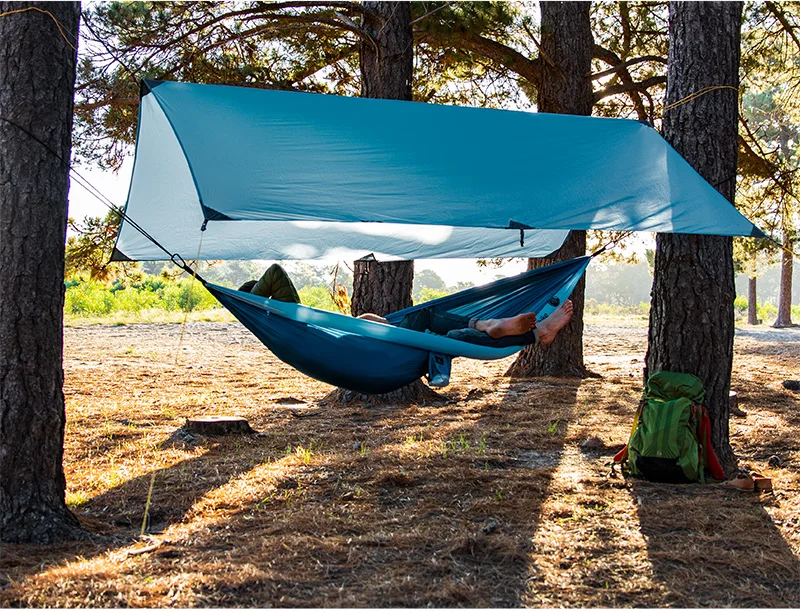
top-left (204, 256), bottom-right (591, 394)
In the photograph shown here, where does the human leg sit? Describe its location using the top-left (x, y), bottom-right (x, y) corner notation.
top-left (242, 264), bottom-right (301, 303)
top-left (475, 313), bottom-right (537, 338)
top-left (445, 327), bottom-right (538, 348)
top-left (534, 300), bottom-right (573, 345)
top-left (397, 301), bottom-right (573, 346)
top-left (396, 308), bottom-right (472, 335)
top-left (445, 301), bottom-right (573, 348)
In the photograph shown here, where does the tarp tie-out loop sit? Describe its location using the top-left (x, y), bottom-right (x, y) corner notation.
top-left (170, 252), bottom-right (188, 271)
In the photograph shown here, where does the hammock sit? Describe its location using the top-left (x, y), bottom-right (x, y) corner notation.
top-left (203, 256), bottom-right (591, 394)
top-left (109, 80), bottom-right (764, 394)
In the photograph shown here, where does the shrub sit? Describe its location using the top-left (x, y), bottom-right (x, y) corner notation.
top-left (757, 302), bottom-right (777, 321)
top-left (160, 279), bottom-right (219, 312)
top-left (65, 275), bottom-right (218, 316)
top-left (298, 285), bottom-right (339, 311)
top-left (64, 280), bottom-right (116, 315)
top-left (416, 287), bottom-right (451, 304)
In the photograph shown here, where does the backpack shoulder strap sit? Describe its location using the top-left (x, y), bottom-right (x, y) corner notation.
top-left (613, 399), bottom-right (646, 464)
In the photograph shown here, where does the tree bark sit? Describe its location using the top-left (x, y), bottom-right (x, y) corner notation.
top-left (351, 258), bottom-right (413, 317)
top-left (507, 1), bottom-right (593, 379)
top-left (353, 2), bottom-right (414, 322)
top-left (0, 1), bottom-right (86, 543)
top-left (645, 1), bottom-right (743, 475)
top-left (774, 228), bottom-right (794, 327)
top-left (748, 276), bottom-right (759, 325)
top-left (327, 2), bottom-right (435, 404)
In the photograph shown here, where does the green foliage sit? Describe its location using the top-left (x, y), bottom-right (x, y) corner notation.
top-left (758, 301), bottom-right (778, 321)
top-left (77, 1), bottom-right (533, 167)
top-left (584, 298), bottom-right (650, 319)
top-left (297, 285), bottom-right (338, 312)
top-left (78, 1), bottom-right (365, 167)
top-left (738, 3), bottom-right (800, 252)
top-left (413, 269), bottom-right (446, 300)
top-left (65, 275), bottom-right (219, 316)
top-left (416, 287), bottom-right (451, 304)
top-left (65, 210), bottom-right (139, 281)
top-left (590, 2), bottom-right (668, 121)
top-left (733, 295), bottom-right (748, 313)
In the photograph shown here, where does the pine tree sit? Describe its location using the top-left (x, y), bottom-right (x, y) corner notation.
top-left (505, 1), bottom-right (593, 379)
top-left (646, 1), bottom-right (744, 474)
top-left (0, 1), bottom-right (87, 543)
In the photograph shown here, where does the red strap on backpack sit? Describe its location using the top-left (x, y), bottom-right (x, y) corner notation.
top-left (699, 410), bottom-right (725, 480)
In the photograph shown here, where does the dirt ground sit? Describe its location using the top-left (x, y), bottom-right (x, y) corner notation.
top-left (1, 318), bottom-right (799, 607)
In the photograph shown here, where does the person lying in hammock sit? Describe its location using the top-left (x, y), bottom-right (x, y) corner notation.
top-left (239, 264), bottom-right (573, 348)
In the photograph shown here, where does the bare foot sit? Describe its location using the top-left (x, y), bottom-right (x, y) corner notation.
top-left (479, 312), bottom-right (537, 339)
top-left (536, 300), bottom-right (573, 345)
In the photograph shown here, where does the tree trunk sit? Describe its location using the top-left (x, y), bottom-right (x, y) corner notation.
top-left (645, 1), bottom-right (743, 475)
top-left (0, 1), bottom-right (86, 543)
top-left (351, 258), bottom-right (413, 317)
top-left (352, 2), bottom-right (414, 326)
top-left (506, 231), bottom-right (588, 378)
top-left (774, 229), bottom-right (794, 327)
top-left (507, 1), bottom-right (593, 379)
top-left (353, 1), bottom-right (414, 322)
top-left (326, 2), bottom-right (435, 403)
top-left (748, 276), bottom-right (759, 325)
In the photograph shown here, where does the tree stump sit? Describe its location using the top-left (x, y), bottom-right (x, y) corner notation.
top-left (783, 380), bottom-right (800, 392)
top-left (729, 391), bottom-right (747, 417)
top-left (184, 416), bottom-right (255, 436)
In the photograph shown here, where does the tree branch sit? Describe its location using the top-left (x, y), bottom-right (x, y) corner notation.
top-left (739, 114), bottom-right (797, 203)
top-left (592, 44), bottom-right (659, 119)
top-left (416, 30), bottom-right (541, 86)
top-left (765, 1), bottom-right (800, 54)
top-left (593, 75), bottom-right (666, 104)
top-left (589, 54), bottom-right (667, 80)
top-left (74, 97), bottom-right (138, 113)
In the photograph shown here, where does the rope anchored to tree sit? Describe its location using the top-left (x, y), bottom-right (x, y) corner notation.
top-left (663, 85), bottom-right (739, 114)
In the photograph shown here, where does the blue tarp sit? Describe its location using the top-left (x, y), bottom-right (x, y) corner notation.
top-left (114, 79), bottom-right (764, 264)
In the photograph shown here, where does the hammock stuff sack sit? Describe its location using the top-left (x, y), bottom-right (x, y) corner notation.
top-left (204, 256), bottom-right (591, 394)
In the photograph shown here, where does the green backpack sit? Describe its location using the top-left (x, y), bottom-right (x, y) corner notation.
top-left (614, 371), bottom-right (713, 483)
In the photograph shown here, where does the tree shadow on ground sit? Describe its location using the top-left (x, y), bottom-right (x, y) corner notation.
top-left (633, 479), bottom-right (800, 607)
top-left (0, 432), bottom-right (268, 601)
top-left (735, 328), bottom-right (800, 344)
top-left (1, 376), bottom-right (581, 607)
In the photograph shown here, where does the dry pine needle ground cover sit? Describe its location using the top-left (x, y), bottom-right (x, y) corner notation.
top-left (1, 317), bottom-right (799, 607)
